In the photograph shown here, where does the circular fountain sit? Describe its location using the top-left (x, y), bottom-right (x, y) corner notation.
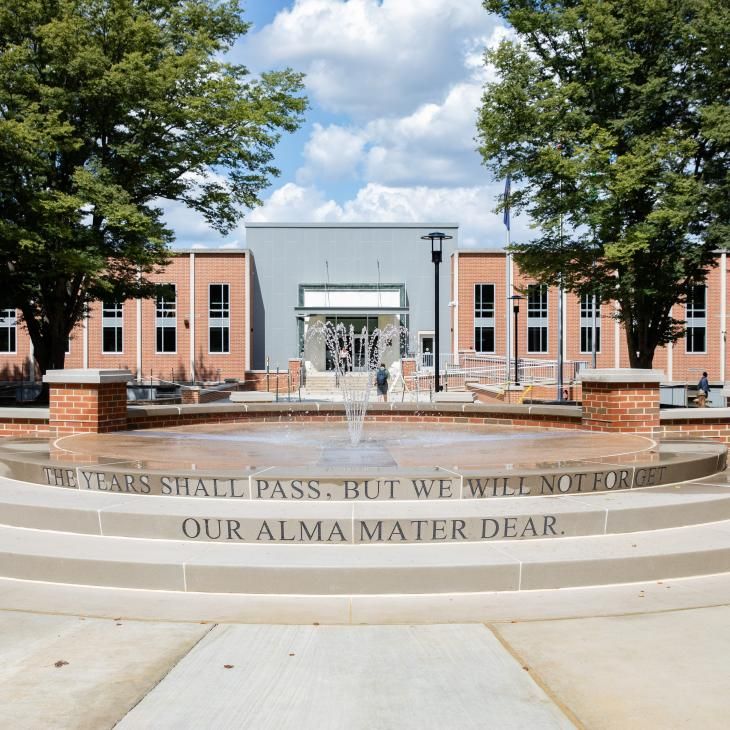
top-left (0, 359), bottom-right (728, 622)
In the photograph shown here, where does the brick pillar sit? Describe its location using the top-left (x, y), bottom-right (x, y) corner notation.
top-left (181, 386), bottom-right (201, 404)
top-left (288, 358), bottom-right (304, 388)
top-left (43, 369), bottom-right (131, 434)
top-left (401, 358), bottom-right (417, 378)
top-left (580, 369), bottom-right (663, 433)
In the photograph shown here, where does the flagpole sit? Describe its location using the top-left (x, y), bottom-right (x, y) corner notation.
top-left (503, 175), bottom-right (512, 385)
top-left (506, 227), bottom-right (512, 386)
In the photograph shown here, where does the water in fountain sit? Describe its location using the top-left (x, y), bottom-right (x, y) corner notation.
top-left (305, 321), bottom-right (408, 446)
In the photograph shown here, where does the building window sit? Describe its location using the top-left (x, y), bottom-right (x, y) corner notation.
top-left (209, 284), bottom-right (230, 354)
top-left (156, 284), bottom-right (177, 353)
top-left (580, 294), bottom-right (601, 354)
top-left (102, 301), bottom-right (124, 354)
top-left (474, 284), bottom-right (495, 353)
top-left (0, 308), bottom-right (16, 353)
top-left (527, 284), bottom-right (548, 353)
top-left (686, 285), bottom-right (706, 353)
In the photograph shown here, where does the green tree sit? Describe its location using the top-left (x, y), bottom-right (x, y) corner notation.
top-left (0, 0), bottom-right (306, 386)
top-left (477, 0), bottom-right (729, 367)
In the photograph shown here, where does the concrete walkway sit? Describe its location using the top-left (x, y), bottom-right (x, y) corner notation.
top-left (1, 602), bottom-right (730, 729)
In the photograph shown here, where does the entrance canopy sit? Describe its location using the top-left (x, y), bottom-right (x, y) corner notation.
top-left (298, 283), bottom-right (406, 311)
top-left (298, 284), bottom-right (408, 372)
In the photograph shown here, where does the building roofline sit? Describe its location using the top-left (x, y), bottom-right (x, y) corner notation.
top-left (244, 222), bottom-right (459, 229)
top-left (455, 247), bottom-right (507, 254)
top-left (171, 248), bottom-right (250, 254)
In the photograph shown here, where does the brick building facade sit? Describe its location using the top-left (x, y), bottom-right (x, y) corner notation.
top-left (1, 251), bottom-right (251, 383)
top-left (454, 249), bottom-right (727, 383)
top-left (0, 230), bottom-right (726, 384)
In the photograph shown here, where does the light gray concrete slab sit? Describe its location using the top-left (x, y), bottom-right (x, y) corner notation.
top-left (1, 573), bottom-right (730, 625)
top-left (43, 368), bottom-right (131, 384)
top-left (493, 605), bottom-right (730, 730)
top-left (117, 624), bottom-right (575, 730)
top-left (579, 368), bottom-right (665, 383)
top-left (0, 610), bottom-right (209, 730)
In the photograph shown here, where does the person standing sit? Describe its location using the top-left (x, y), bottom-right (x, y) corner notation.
top-left (376, 363), bottom-right (389, 402)
top-left (697, 371), bottom-right (711, 407)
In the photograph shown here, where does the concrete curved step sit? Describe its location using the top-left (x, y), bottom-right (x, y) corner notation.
top-left (0, 515), bottom-right (730, 594)
top-left (3, 476), bottom-right (730, 543)
top-left (1, 442), bottom-right (726, 501)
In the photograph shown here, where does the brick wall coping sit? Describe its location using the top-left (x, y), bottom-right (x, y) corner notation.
top-left (0, 407), bottom-right (49, 420)
top-left (43, 369), bottom-right (132, 384)
top-left (661, 408), bottom-right (730, 421)
top-left (127, 401), bottom-right (583, 419)
top-left (579, 368), bottom-right (666, 384)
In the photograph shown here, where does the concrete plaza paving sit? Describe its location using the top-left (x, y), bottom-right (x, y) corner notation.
top-left (2, 585), bottom-right (730, 729)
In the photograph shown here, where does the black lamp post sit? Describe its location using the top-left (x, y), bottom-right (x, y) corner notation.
top-left (509, 294), bottom-right (524, 386)
top-left (421, 231), bottom-right (453, 392)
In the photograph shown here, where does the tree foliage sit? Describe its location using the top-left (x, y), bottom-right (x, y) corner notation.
top-left (0, 0), bottom-right (307, 379)
top-left (477, 0), bottom-right (729, 367)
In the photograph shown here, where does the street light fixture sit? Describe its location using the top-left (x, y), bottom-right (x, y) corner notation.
top-left (509, 294), bottom-right (525, 386)
top-left (421, 231), bottom-right (453, 392)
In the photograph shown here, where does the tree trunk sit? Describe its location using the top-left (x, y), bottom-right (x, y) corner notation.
top-left (20, 303), bottom-right (69, 404)
top-left (625, 315), bottom-right (659, 369)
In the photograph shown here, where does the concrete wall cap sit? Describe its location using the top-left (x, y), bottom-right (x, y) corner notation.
top-left (579, 368), bottom-right (665, 384)
top-left (661, 407), bottom-right (730, 421)
top-left (127, 405), bottom-right (181, 417)
top-left (0, 407), bottom-right (49, 420)
top-left (230, 392), bottom-right (275, 403)
top-left (43, 369), bottom-right (132, 385)
top-left (528, 405), bottom-right (582, 418)
top-left (433, 392), bottom-right (476, 403)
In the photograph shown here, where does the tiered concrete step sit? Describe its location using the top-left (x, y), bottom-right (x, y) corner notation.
top-left (3, 477), bottom-right (730, 543)
top-left (0, 472), bottom-right (730, 594)
top-left (0, 516), bottom-right (729, 594)
top-left (303, 373), bottom-right (372, 393)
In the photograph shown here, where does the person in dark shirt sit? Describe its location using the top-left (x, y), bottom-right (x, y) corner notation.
top-left (697, 371), bottom-right (710, 407)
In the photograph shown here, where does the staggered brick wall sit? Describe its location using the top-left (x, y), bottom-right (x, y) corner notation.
top-left (49, 382), bottom-right (128, 434)
top-left (180, 385), bottom-right (239, 405)
top-left (0, 417), bottom-right (50, 437)
top-left (127, 406), bottom-right (583, 432)
top-left (581, 381), bottom-right (660, 433)
top-left (658, 419), bottom-right (730, 444)
top-left (6, 368), bottom-right (730, 442)
top-left (242, 370), bottom-right (294, 394)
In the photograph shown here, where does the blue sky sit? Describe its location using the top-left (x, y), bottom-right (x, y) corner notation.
top-left (163, 0), bottom-right (530, 249)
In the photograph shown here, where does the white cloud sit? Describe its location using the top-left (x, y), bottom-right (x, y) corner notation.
top-left (247, 182), bottom-right (344, 222)
top-left (290, 21), bottom-right (515, 188)
top-left (298, 123), bottom-right (367, 182)
top-left (246, 181), bottom-right (534, 248)
top-left (293, 80), bottom-right (486, 187)
top-left (165, 4), bottom-right (525, 249)
top-left (243, 0), bottom-right (498, 119)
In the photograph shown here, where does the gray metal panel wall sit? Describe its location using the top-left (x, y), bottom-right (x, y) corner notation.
top-left (245, 224), bottom-right (459, 369)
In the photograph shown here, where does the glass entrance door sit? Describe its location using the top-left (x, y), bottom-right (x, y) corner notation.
top-left (324, 316), bottom-right (377, 371)
top-left (352, 333), bottom-right (369, 371)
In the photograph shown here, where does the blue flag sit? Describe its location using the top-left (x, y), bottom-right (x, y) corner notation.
top-left (503, 174), bottom-right (511, 231)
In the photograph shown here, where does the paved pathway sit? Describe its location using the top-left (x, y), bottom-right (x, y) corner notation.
top-left (1, 603), bottom-right (730, 729)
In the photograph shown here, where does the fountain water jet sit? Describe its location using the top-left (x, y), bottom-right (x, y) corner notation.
top-left (305, 320), bottom-right (407, 446)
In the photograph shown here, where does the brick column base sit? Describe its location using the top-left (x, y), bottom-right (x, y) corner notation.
top-left (288, 358), bottom-right (304, 388)
top-left (43, 369), bottom-right (131, 434)
top-left (401, 358), bottom-right (417, 379)
top-left (580, 369), bottom-right (663, 433)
